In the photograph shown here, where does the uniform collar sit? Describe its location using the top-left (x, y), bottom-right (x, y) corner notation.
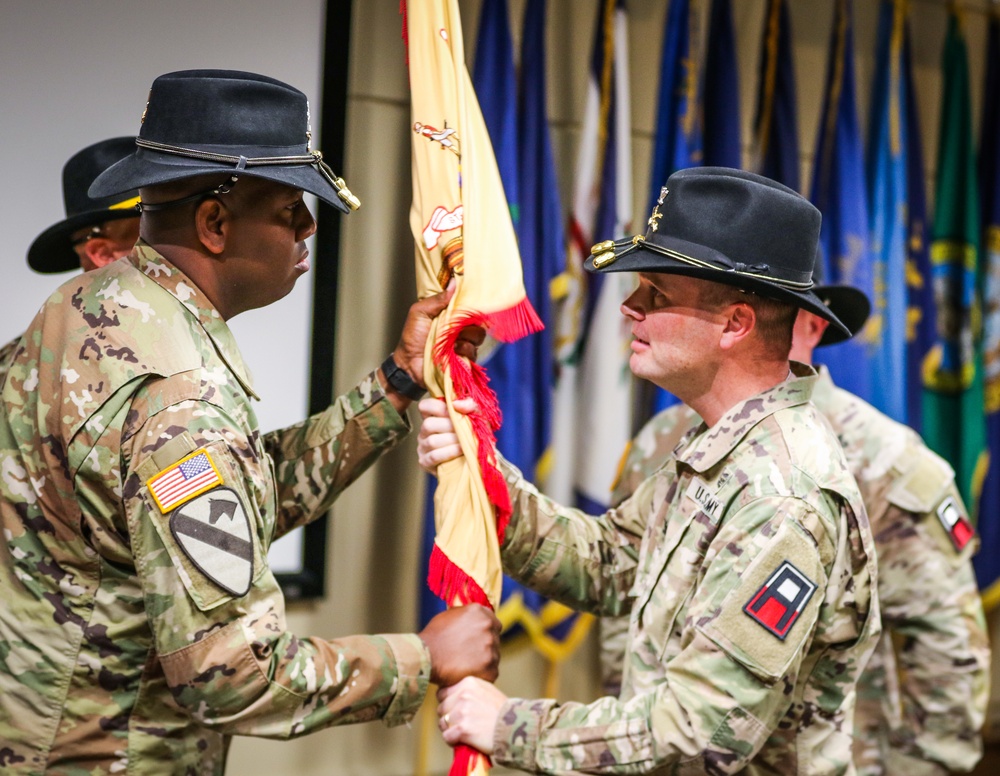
top-left (128, 240), bottom-right (259, 400)
top-left (810, 363), bottom-right (835, 407)
top-left (676, 361), bottom-right (818, 473)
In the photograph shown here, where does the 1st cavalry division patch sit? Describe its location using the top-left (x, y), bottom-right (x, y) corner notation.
top-left (169, 487), bottom-right (254, 597)
top-left (743, 560), bottom-right (817, 640)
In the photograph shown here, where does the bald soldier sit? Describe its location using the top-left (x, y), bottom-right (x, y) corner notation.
top-left (0, 137), bottom-right (141, 385)
top-left (419, 168), bottom-right (881, 774)
top-left (604, 275), bottom-right (989, 774)
top-left (0, 70), bottom-right (498, 773)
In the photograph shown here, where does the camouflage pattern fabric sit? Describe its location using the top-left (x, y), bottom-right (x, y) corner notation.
top-left (604, 366), bottom-right (988, 775)
top-left (0, 332), bottom-right (19, 390)
top-left (492, 364), bottom-right (881, 774)
top-left (0, 242), bottom-right (427, 774)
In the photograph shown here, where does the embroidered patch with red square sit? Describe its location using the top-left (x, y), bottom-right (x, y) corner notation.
top-left (743, 560), bottom-right (817, 640)
top-left (936, 496), bottom-right (974, 551)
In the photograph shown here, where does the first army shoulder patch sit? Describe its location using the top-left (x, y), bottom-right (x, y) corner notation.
top-left (743, 560), bottom-right (817, 640)
top-left (936, 496), bottom-right (974, 551)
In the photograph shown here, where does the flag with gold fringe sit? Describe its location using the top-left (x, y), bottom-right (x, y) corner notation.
top-left (402, 0), bottom-right (543, 773)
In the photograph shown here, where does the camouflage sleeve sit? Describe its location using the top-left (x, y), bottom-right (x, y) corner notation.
top-left (493, 496), bottom-right (833, 774)
top-left (0, 334), bottom-right (20, 391)
top-left (111, 387), bottom-right (429, 738)
top-left (265, 369), bottom-right (411, 540)
top-left (603, 405), bottom-right (700, 697)
top-left (598, 616), bottom-right (629, 697)
top-left (874, 491), bottom-right (988, 772)
top-left (498, 456), bottom-right (647, 617)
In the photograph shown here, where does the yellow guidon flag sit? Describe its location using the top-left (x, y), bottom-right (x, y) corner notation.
top-left (402, 0), bottom-right (542, 773)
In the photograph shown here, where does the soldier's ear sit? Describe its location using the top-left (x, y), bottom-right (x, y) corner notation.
top-left (194, 197), bottom-right (228, 256)
top-left (719, 301), bottom-right (755, 350)
top-left (79, 238), bottom-right (121, 271)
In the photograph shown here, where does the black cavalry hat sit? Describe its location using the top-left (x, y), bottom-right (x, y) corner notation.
top-left (90, 69), bottom-right (360, 214)
top-left (586, 166), bottom-right (852, 342)
top-left (812, 249), bottom-right (871, 347)
top-left (27, 137), bottom-right (140, 273)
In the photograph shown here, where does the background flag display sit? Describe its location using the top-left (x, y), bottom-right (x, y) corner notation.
top-left (404, 0), bottom-right (542, 773)
top-left (864, 0), bottom-right (909, 423)
top-left (752, 0), bottom-right (800, 191)
top-left (548, 0), bottom-right (635, 515)
top-left (702, 0), bottom-right (741, 169)
top-left (903, 14), bottom-right (935, 435)
top-left (923, 7), bottom-right (988, 517)
top-left (645, 0), bottom-right (702, 415)
top-left (975, 6), bottom-right (1000, 606)
top-left (471, 0), bottom-right (592, 667)
top-left (809, 0), bottom-right (875, 403)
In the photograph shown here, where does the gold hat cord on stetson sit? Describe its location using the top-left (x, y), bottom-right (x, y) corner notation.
top-left (591, 235), bottom-right (815, 290)
top-left (133, 137), bottom-right (360, 210)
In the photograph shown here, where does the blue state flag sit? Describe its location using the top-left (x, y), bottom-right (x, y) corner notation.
top-left (752, 0), bottom-right (799, 191)
top-left (864, 0), bottom-right (909, 422)
top-left (903, 18), bottom-right (934, 434)
top-left (648, 0), bottom-right (703, 209)
top-left (647, 0), bottom-right (703, 415)
top-left (473, 0), bottom-right (591, 660)
top-left (809, 0), bottom-right (875, 403)
top-left (975, 8), bottom-right (1000, 608)
top-left (702, 0), bottom-right (741, 169)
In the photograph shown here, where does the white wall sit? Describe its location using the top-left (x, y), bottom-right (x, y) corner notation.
top-left (0, 0), bottom-right (326, 434)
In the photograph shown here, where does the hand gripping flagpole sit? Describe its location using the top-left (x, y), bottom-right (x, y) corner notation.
top-left (402, 1), bottom-right (542, 774)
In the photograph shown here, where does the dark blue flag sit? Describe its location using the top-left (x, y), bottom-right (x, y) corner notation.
top-left (903, 18), bottom-right (934, 434)
top-left (865, 0), bottom-right (909, 422)
top-left (975, 9), bottom-right (1000, 608)
top-left (753, 0), bottom-right (799, 191)
top-left (647, 0), bottom-right (702, 414)
top-left (702, 0), bottom-right (740, 169)
top-left (809, 0), bottom-right (875, 403)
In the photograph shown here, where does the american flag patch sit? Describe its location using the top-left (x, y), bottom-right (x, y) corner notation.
top-left (147, 450), bottom-right (223, 513)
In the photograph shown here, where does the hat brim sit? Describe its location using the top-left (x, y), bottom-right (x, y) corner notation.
top-left (90, 149), bottom-right (353, 214)
top-left (586, 236), bottom-right (852, 341)
top-left (814, 284), bottom-right (871, 346)
top-left (27, 206), bottom-right (140, 273)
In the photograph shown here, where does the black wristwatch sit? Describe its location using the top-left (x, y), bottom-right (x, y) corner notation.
top-left (380, 354), bottom-right (426, 400)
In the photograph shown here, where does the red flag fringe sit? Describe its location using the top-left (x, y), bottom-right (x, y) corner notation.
top-left (399, 0), bottom-right (409, 66)
top-left (485, 296), bottom-right (544, 343)
top-left (427, 543), bottom-right (491, 608)
top-left (451, 744), bottom-right (492, 776)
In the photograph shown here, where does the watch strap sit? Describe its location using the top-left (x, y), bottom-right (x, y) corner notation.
top-left (380, 354), bottom-right (426, 401)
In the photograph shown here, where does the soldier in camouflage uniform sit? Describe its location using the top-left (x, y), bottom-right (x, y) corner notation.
top-left (603, 286), bottom-right (989, 774)
top-left (0, 137), bottom-right (141, 387)
top-left (0, 70), bottom-right (500, 774)
top-left (420, 168), bottom-right (881, 773)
